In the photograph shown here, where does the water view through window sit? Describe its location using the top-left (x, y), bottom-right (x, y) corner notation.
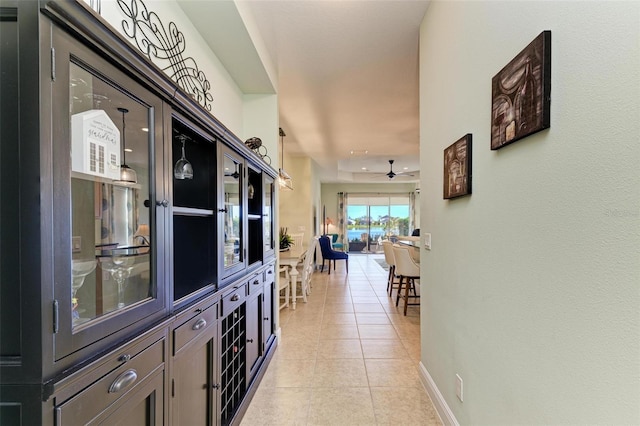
top-left (346, 195), bottom-right (411, 252)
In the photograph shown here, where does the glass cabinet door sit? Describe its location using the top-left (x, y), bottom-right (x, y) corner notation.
top-left (51, 27), bottom-right (166, 360)
top-left (219, 146), bottom-right (245, 278)
top-left (263, 175), bottom-right (275, 257)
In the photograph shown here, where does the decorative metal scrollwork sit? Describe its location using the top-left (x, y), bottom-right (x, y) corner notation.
top-left (245, 137), bottom-right (271, 165)
top-left (117, 0), bottom-right (214, 111)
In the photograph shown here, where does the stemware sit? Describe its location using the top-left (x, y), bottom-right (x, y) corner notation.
top-left (71, 259), bottom-right (97, 323)
top-left (99, 254), bottom-right (136, 309)
top-left (174, 135), bottom-right (193, 179)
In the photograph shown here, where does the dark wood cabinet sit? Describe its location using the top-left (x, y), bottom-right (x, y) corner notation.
top-left (50, 13), bottom-right (168, 365)
top-left (171, 300), bottom-right (218, 425)
top-left (0, 1), bottom-right (278, 425)
top-left (52, 324), bottom-right (169, 426)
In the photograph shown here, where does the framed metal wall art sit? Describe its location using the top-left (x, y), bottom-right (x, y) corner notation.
top-left (491, 31), bottom-right (551, 150)
top-left (443, 134), bottom-right (472, 199)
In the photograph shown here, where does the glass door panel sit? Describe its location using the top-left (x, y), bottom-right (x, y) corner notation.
top-left (346, 194), bottom-right (411, 253)
top-left (263, 175), bottom-right (275, 256)
top-left (219, 147), bottom-right (244, 278)
top-left (52, 25), bottom-right (166, 360)
top-left (69, 61), bottom-right (153, 327)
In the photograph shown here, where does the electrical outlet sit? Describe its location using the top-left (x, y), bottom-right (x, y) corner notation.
top-left (455, 374), bottom-right (464, 402)
top-left (424, 233), bottom-right (431, 250)
top-left (72, 236), bottom-right (82, 253)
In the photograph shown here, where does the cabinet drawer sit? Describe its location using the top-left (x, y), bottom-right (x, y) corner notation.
top-left (56, 338), bottom-right (165, 425)
top-left (221, 283), bottom-right (246, 316)
top-left (247, 271), bottom-right (263, 295)
top-left (173, 304), bottom-right (218, 355)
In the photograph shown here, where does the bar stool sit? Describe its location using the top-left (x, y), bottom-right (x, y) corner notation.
top-left (381, 241), bottom-right (401, 296)
top-left (392, 244), bottom-right (420, 315)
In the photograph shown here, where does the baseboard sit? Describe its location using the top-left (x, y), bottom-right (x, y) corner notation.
top-left (418, 362), bottom-right (460, 426)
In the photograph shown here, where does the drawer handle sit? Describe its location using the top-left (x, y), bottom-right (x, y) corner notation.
top-left (267, 269), bottom-right (273, 275)
top-left (192, 318), bottom-right (207, 331)
top-left (230, 294), bottom-right (239, 302)
top-left (253, 279), bottom-right (260, 285)
top-left (118, 354), bottom-right (131, 363)
top-left (247, 338), bottom-right (254, 343)
top-left (109, 369), bottom-right (138, 393)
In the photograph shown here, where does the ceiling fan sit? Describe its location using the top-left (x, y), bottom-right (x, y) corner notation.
top-left (383, 159), bottom-right (415, 179)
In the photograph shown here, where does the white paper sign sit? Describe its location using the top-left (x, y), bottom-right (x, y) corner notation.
top-left (71, 109), bottom-right (120, 180)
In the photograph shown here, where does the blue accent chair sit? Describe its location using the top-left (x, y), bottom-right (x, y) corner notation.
top-left (318, 235), bottom-right (349, 275)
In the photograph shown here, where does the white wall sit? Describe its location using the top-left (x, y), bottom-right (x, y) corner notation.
top-left (97, 0), bottom-right (252, 136)
top-left (419, 2), bottom-right (640, 424)
top-left (243, 94), bottom-right (278, 163)
top-left (278, 154), bottom-right (317, 248)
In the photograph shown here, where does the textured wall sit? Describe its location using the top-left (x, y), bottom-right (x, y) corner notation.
top-left (419, 2), bottom-right (640, 424)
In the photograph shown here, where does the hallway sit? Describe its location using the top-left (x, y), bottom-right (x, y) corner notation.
top-left (241, 254), bottom-right (440, 425)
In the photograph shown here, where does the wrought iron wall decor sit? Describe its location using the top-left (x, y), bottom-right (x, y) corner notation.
top-left (117, 0), bottom-right (214, 111)
top-left (245, 137), bottom-right (271, 165)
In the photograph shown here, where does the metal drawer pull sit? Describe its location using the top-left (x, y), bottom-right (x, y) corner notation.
top-left (253, 279), bottom-right (260, 285)
top-left (118, 354), bottom-right (131, 363)
top-left (109, 369), bottom-right (138, 393)
top-left (192, 318), bottom-right (207, 331)
top-left (247, 338), bottom-right (254, 343)
top-left (230, 294), bottom-right (239, 301)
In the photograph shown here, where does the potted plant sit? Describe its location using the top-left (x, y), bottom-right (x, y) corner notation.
top-left (279, 227), bottom-right (294, 251)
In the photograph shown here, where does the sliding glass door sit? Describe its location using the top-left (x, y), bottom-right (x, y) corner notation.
top-left (346, 194), bottom-right (412, 253)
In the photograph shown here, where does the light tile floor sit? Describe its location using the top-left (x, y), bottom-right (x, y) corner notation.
top-left (241, 254), bottom-right (441, 425)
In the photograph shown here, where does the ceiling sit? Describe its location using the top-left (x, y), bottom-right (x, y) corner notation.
top-left (179, 1), bottom-right (430, 184)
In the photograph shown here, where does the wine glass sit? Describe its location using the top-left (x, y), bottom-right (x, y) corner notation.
top-left (71, 259), bottom-right (97, 323)
top-left (100, 254), bottom-right (135, 309)
top-left (174, 135), bottom-right (193, 180)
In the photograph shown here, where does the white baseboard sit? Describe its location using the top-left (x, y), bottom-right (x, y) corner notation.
top-left (418, 362), bottom-right (460, 426)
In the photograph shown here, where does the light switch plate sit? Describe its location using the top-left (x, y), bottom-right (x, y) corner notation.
top-left (424, 233), bottom-right (431, 250)
top-left (72, 236), bottom-right (82, 253)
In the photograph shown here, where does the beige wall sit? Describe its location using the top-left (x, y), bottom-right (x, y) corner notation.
top-left (419, 2), bottom-right (640, 424)
top-left (278, 154), bottom-right (320, 250)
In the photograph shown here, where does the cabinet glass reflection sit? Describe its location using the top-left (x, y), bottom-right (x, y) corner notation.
top-left (223, 154), bottom-right (242, 268)
top-left (69, 62), bottom-right (152, 328)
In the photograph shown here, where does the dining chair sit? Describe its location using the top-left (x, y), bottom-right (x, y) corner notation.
top-left (289, 232), bottom-right (305, 258)
top-left (329, 233), bottom-right (344, 251)
top-left (278, 266), bottom-right (290, 309)
top-left (318, 235), bottom-right (348, 275)
top-left (289, 236), bottom-right (319, 306)
top-left (381, 241), bottom-right (401, 296)
top-left (392, 244), bottom-right (420, 315)
top-left (298, 237), bottom-right (319, 298)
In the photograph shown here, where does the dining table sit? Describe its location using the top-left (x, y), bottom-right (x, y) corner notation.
top-left (279, 252), bottom-right (303, 309)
